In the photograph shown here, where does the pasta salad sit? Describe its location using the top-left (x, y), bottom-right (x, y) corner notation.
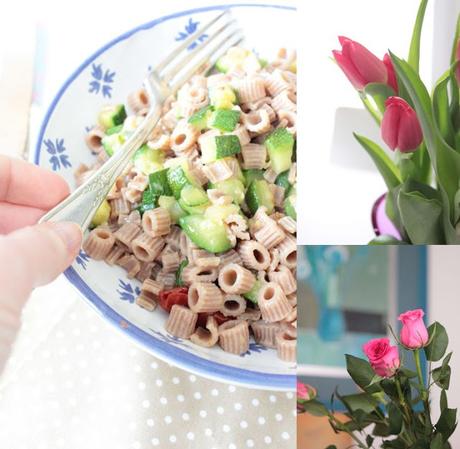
top-left (79, 47), bottom-right (297, 361)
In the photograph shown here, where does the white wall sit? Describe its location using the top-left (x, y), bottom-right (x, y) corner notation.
top-left (428, 246), bottom-right (460, 445)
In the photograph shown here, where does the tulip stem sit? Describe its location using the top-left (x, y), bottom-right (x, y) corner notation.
top-left (360, 93), bottom-right (382, 126)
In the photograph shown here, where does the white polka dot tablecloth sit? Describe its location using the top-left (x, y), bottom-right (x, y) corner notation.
top-left (0, 276), bottom-right (295, 449)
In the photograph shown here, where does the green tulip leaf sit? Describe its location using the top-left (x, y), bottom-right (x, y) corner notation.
top-left (408, 0), bottom-right (429, 73)
top-left (364, 83), bottom-right (395, 113)
top-left (450, 14), bottom-right (460, 66)
top-left (353, 133), bottom-right (402, 190)
top-left (368, 235), bottom-right (408, 245)
top-left (425, 322), bottom-right (449, 362)
top-left (433, 70), bottom-right (455, 147)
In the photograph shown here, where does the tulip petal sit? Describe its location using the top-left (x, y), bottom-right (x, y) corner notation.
top-left (381, 103), bottom-right (401, 150)
top-left (383, 54), bottom-right (398, 93)
top-left (333, 50), bottom-right (366, 90)
top-left (346, 40), bottom-right (388, 86)
top-left (397, 106), bottom-right (423, 152)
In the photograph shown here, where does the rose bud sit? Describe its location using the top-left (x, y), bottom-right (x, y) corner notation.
top-left (297, 381), bottom-right (317, 401)
top-left (381, 97), bottom-right (423, 152)
top-left (383, 53), bottom-right (398, 93)
top-left (332, 36), bottom-right (388, 90)
top-left (398, 309), bottom-right (429, 349)
top-left (363, 338), bottom-right (400, 378)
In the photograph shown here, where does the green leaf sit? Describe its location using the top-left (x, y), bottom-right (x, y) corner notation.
top-left (407, 0), bottom-right (429, 73)
top-left (368, 235), bottom-right (408, 245)
top-left (388, 402), bottom-right (403, 435)
top-left (364, 82), bottom-right (395, 113)
top-left (436, 408), bottom-right (457, 441)
top-left (397, 189), bottom-right (444, 244)
top-left (340, 392), bottom-right (379, 413)
top-left (430, 433), bottom-right (444, 449)
top-left (301, 399), bottom-right (329, 417)
top-left (425, 322), bottom-right (449, 362)
top-left (345, 354), bottom-right (381, 393)
top-left (433, 70), bottom-right (456, 148)
top-left (354, 133), bottom-right (402, 190)
top-left (366, 435), bottom-right (375, 448)
top-left (432, 352), bottom-right (453, 390)
top-left (326, 446), bottom-right (338, 449)
top-left (450, 14), bottom-right (460, 66)
top-left (441, 390), bottom-right (448, 412)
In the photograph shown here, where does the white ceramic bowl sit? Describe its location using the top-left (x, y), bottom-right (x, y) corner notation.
top-left (34, 4), bottom-right (296, 390)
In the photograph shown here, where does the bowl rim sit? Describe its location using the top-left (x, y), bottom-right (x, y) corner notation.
top-left (34, 2), bottom-right (296, 391)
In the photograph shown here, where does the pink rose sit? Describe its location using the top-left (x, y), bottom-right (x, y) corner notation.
top-left (399, 309), bottom-right (429, 349)
top-left (363, 338), bottom-right (400, 378)
top-left (297, 382), bottom-right (316, 401)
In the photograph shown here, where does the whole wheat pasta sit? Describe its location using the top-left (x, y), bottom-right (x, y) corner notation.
top-left (114, 223), bottom-right (142, 250)
top-left (242, 109), bottom-right (271, 134)
top-left (117, 254), bottom-right (141, 279)
top-left (190, 316), bottom-right (219, 348)
top-left (277, 234), bottom-right (297, 269)
top-left (106, 177), bottom-right (124, 200)
top-left (136, 261), bottom-right (155, 282)
top-left (218, 249), bottom-right (243, 267)
top-left (277, 109), bottom-right (297, 134)
top-left (218, 320), bottom-right (249, 355)
top-left (166, 305), bottom-right (197, 338)
top-left (272, 185), bottom-right (285, 208)
top-left (140, 278), bottom-right (163, 302)
top-left (269, 265), bottom-right (296, 296)
top-left (275, 326), bottom-right (296, 362)
top-left (238, 308), bottom-right (261, 322)
top-left (271, 90), bottom-right (297, 113)
top-left (110, 197), bottom-right (130, 218)
top-left (208, 189), bottom-right (233, 205)
top-left (253, 220), bottom-right (285, 249)
top-left (283, 306), bottom-right (297, 327)
top-left (220, 294), bottom-right (247, 317)
top-left (105, 245), bottom-right (125, 266)
top-left (288, 162), bottom-right (297, 184)
top-left (165, 226), bottom-right (182, 251)
top-left (236, 77), bottom-right (266, 103)
top-left (229, 125), bottom-right (251, 146)
top-left (142, 208), bottom-right (171, 237)
top-left (251, 321), bottom-right (281, 349)
top-left (189, 162), bottom-right (208, 186)
top-left (131, 233), bottom-right (165, 262)
top-left (181, 265), bottom-right (219, 285)
top-left (122, 186), bottom-right (142, 204)
top-left (202, 159), bottom-right (233, 183)
top-left (127, 87), bottom-right (150, 114)
top-left (287, 293), bottom-right (296, 306)
top-left (128, 174), bottom-right (149, 192)
top-left (258, 282), bottom-right (292, 322)
top-left (170, 120), bottom-right (200, 153)
top-left (225, 214), bottom-right (249, 241)
top-left (161, 251), bottom-right (181, 273)
top-left (84, 126), bottom-right (105, 154)
top-left (188, 282), bottom-right (224, 313)
top-left (263, 168), bottom-right (278, 184)
top-left (218, 263), bottom-right (256, 294)
top-left (278, 216), bottom-right (296, 234)
top-left (265, 69), bottom-right (292, 97)
top-left (195, 256), bottom-right (221, 268)
top-left (155, 271), bottom-right (175, 289)
top-left (147, 133), bottom-right (170, 151)
top-left (238, 240), bottom-right (271, 271)
top-left (83, 228), bottom-right (115, 260)
top-left (241, 143), bottom-right (267, 170)
top-left (206, 73), bottom-right (231, 88)
top-left (135, 292), bottom-right (157, 311)
top-left (121, 210), bottom-right (142, 227)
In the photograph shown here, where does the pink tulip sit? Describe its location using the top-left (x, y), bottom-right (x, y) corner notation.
top-left (363, 338), bottom-right (400, 378)
top-left (381, 97), bottom-right (423, 152)
top-left (332, 36), bottom-right (388, 90)
top-left (383, 53), bottom-right (398, 93)
top-left (399, 309), bottom-right (429, 349)
top-left (297, 382), bottom-right (317, 401)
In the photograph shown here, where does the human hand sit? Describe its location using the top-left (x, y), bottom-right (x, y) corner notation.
top-left (0, 156), bottom-right (82, 370)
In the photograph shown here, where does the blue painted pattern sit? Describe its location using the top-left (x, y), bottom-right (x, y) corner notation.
top-left (88, 63), bottom-right (115, 98)
top-left (44, 138), bottom-right (71, 171)
top-left (117, 279), bottom-right (141, 303)
top-left (150, 329), bottom-right (188, 348)
top-left (75, 250), bottom-right (90, 270)
top-left (175, 18), bottom-right (208, 50)
top-left (241, 342), bottom-right (269, 357)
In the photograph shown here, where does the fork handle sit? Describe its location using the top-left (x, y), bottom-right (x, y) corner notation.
top-left (39, 105), bottom-right (163, 231)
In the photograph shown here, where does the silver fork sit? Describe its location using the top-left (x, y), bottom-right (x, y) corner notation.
top-left (39, 10), bottom-right (244, 231)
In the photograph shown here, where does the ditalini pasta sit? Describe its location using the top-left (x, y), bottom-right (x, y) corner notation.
top-left (79, 47), bottom-right (297, 359)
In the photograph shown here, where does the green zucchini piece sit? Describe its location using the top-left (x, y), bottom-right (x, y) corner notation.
top-left (243, 279), bottom-right (265, 303)
top-left (105, 124), bottom-right (123, 136)
top-left (178, 200), bottom-right (209, 215)
top-left (137, 188), bottom-right (157, 215)
top-left (245, 179), bottom-right (275, 215)
top-left (180, 185), bottom-right (209, 207)
top-left (158, 196), bottom-right (187, 223)
top-left (209, 109), bottom-right (240, 132)
top-left (265, 128), bottom-right (294, 174)
top-left (98, 104), bottom-right (127, 130)
top-left (188, 105), bottom-right (213, 131)
top-left (242, 169), bottom-right (265, 186)
top-left (175, 259), bottom-right (189, 287)
top-left (284, 185), bottom-right (296, 220)
top-left (179, 215), bottom-right (233, 253)
top-left (215, 135), bottom-right (241, 159)
top-left (275, 171), bottom-right (291, 197)
top-left (210, 178), bottom-right (245, 204)
top-left (149, 169), bottom-right (172, 197)
top-left (209, 85), bottom-right (237, 109)
top-left (102, 132), bottom-right (125, 157)
top-left (91, 200), bottom-right (111, 227)
top-left (204, 204), bottom-right (240, 222)
top-left (133, 144), bottom-right (164, 174)
top-left (167, 166), bottom-right (191, 199)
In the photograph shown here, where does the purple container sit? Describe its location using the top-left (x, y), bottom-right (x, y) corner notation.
top-left (371, 193), bottom-right (402, 240)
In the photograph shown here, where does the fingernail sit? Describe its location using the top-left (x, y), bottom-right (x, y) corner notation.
top-left (49, 221), bottom-right (82, 254)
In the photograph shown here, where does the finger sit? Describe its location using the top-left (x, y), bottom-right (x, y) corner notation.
top-left (0, 202), bottom-right (46, 234)
top-left (0, 222), bottom-right (82, 306)
top-left (0, 155), bottom-right (70, 209)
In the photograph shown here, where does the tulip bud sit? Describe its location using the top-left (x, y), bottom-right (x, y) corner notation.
top-left (398, 309), bottom-right (429, 349)
top-left (383, 53), bottom-right (398, 93)
top-left (332, 36), bottom-right (388, 90)
top-left (381, 97), bottom-right (423, 152)
top-left (363, 338), bottom-right (400, 378)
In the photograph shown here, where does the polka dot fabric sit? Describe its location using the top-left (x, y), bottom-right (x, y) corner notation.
top-left (0, 277), bottom-right (295, 448)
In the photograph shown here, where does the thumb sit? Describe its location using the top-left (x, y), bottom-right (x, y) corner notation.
top-left (0, 222), bottom-right (82, 305)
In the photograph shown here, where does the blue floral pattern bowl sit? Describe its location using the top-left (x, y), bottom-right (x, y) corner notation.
top-left (34, 4), bottom-right (296, 390)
